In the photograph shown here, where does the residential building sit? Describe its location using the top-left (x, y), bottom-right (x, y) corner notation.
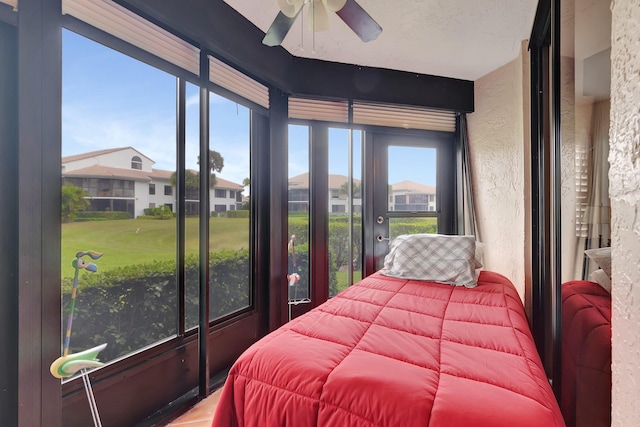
top-left (288, 172), bottom-right (362, 213)
top-left (62, 147), bottom-right (244, 217)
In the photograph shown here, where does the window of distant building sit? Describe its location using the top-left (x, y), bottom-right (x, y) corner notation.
top-left (149, 183), bottom-right (155, 195)
top-left (215, 189), bottom-right (226, 198)
top-left (164, 185), bottom-right (172, 196)
top-left (214, 204), bottom-right (227, 212)
top-left (131, 156), bottom-right (142, 170)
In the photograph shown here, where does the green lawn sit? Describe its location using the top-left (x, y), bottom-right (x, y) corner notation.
top-left (334, 270), bottom-right (363, 293)
top-left (61, 217), bottom-right (249, 278)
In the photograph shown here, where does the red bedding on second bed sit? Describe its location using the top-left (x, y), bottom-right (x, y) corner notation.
top-left (212, 270), bottom-right (564, 427)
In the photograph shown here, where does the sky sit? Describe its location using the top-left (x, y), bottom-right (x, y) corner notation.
top-left (62, 29), bottom-right (436, 189)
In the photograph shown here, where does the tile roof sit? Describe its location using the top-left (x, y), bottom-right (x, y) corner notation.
top-left (62, 165), bottom-right (160, 181)
top-left (215, 176), bottom-right (244, 190)
top-left (391, 180), bottom-right (436, 193)
top-left (61, 146), bottom-right (154, 163)
top-left (289, 172), bottom-right (361, 189)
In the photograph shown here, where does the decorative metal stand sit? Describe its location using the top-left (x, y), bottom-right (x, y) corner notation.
top-left (287, 235), bottom-right (311, 321)
top-left (81, 367), bottom-right (102, 427)
top-left (50, 251), bottom-right (107, 427)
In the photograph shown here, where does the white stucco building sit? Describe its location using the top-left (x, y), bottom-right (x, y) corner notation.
top-left (62, 147), bottom-right (244, 218)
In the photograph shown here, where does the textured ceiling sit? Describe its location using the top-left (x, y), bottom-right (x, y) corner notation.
top-left (223, 0), bottom-right (539, 81)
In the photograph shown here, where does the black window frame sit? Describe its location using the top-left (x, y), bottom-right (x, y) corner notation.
top-left (131, 155), bottom-right (142, 169)
top-left (50, 16), bottom-right (266, 426)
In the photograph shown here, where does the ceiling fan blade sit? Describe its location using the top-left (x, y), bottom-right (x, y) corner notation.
top-left (262, 10), bottom-right (301, 47)
top-left (335, 0), bottom-right (382, 42)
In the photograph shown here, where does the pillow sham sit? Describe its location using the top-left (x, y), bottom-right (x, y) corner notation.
top-left (588, 268), bottom-right (611, 293)
top-left (474, 241), bottom-right (485, 269)
top-left (381, 234), bottom-right (477, 287)
top-left (585, 247), bottom-right (612, 278)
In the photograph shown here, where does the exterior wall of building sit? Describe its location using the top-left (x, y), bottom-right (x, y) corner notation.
top-left (211, 187), bottom-right (244, 214)
top-left (62, 148), bottom-right (243, 217)
top-left (63, 147), bottom-right (154, 172)
top-left (137, 180), bottom-right (175, 216)
top-left (610, 0), bottom-right (640, 424)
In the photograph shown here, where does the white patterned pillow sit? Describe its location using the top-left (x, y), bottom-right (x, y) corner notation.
top-left (381, 234), bottom-right (477, 287)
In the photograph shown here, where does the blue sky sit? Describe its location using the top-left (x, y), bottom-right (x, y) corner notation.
top-left (62, 29), bottom-right (436, 189)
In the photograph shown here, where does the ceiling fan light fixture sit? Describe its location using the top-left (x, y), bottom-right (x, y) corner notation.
top-left (277, 0), bottom-right (304, 18)
top-left (322, 0), bottom-right (347, 12)
top-left (308, 0), bottom-right (329, 32)
top-left (264, 0), bottom-right (382, 47)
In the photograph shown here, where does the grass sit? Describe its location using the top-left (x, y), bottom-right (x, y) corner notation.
top-left (334, 270), bottom-right (363, 293)
top-left (62, 215), bottom-right (438, 278)
top-left (61, 217), bottom-right (249, 278)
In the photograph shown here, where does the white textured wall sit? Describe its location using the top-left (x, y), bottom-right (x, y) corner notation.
top-left (560, 54), bottom-right (582, 282)
top-left (610, 0), bottom-right (640, 425)
top-left (467, 51), bottom-right (526, 298)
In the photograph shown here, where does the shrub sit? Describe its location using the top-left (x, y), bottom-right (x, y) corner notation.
top-left (75, 211), bottom-right (131, 221)
top-left (389, 219), bottom-right (437, 236)
top-left (62, 249), bottom-right (250, 362)
top-left (140, 205), bottom-right (173, 219)
top-left (226, 210), bottom-right (249, 218)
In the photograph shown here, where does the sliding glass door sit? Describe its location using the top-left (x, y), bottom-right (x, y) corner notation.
top-left (365, 131), bottom-right (456, 275)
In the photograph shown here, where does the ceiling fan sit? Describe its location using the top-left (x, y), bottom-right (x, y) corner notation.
top-left (263, 0), bottom-right (382, 47)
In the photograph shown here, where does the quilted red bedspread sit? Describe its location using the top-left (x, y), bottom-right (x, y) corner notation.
top-left (212, 271), bottom-right (564, 427)
top-left (561, 280), bottom-right (611, 427)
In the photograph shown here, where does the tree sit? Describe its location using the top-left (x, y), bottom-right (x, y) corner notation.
top-left (170, 169), bottom-right (199, 189)
top-left (339, 181), bottom-right (361, 198)
top-left (198, 149), bottom-right (224, 188)
top-left (170, 150), bottom-right (224, 189)
top-left (61, 182), bottom-right (90, 223)
top-left (240, 177), bottom-right (251, 210)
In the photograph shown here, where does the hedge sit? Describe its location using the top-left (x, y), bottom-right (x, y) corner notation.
top-left (141, 205), bottom-right (174, 219)
top-left (226, 210), bottom-right (249, 218)
top-left (62, 249), bottom-right (250, 362)
top-left (62, 246), bottom-right (336, 363)
top-left (75, 211), bottom-right (131, 221)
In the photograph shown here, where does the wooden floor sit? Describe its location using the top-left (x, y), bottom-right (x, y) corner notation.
top-left (160, 388), bottom-right (222, 427)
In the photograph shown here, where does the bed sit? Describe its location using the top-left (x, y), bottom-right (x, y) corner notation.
top-left (560, 279), bottom-right (611, 427)
top-left (212, 234), bottom-right (564, 426)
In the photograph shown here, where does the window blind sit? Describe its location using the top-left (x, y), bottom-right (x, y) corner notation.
top-left (352, 102), bottom-right (456, 132)
top-left (62, 0), bottom-right (200, 75)
top-left (209, 56), bottom-right (269, 109)
top-left (0, 0), bottom-right (17, 10)
top-left (289, 97), bottom-right (349, 123)
top-left (575, 144), bottom-right (589, 237)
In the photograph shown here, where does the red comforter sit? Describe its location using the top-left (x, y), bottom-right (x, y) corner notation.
top-left (561, 280), bottom-right (611, 427)
top-left (212, 271), bottom-right (564, 427)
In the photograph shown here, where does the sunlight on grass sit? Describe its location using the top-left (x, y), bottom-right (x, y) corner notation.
top-left (61, 217), bottom-right (249, 278)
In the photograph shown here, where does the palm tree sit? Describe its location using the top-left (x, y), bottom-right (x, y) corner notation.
top-left (61, 182), bottom-right (90, 223)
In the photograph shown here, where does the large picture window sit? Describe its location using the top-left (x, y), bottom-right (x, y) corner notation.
top-left (61, 29), bottom-right (178, 366)
top-left (288, 125), bottom-right (311, 304)
top-left (208, 92), bottom-right (252, 321)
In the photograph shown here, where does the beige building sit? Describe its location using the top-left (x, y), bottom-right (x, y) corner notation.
top-left (62, 147), bottom-right (244, 217)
